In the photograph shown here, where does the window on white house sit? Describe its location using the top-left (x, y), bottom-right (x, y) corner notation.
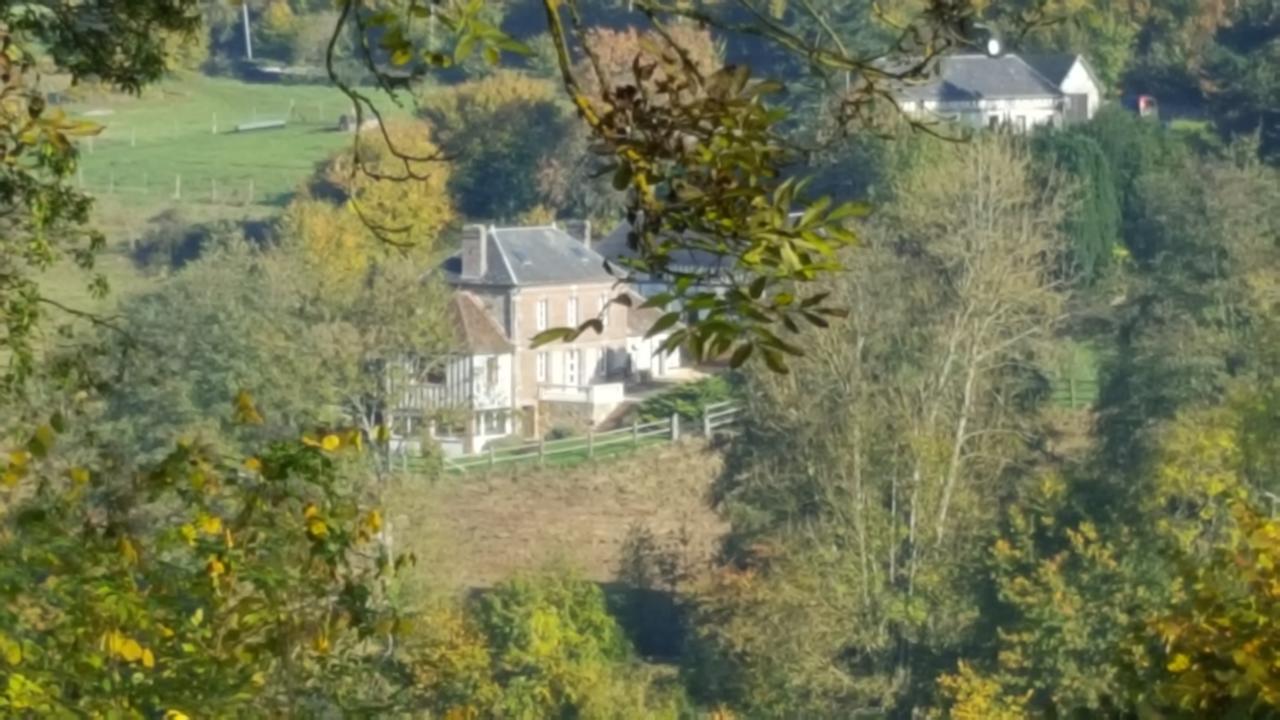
top-left (486, 357), bottom-right (499, 389)
top-left (483, 411), bottom-right (505, 435)
top-left (536, 352), bottom-right (547, 383)
top-left (536, 299), bottom-right (549, 331)
top-left (565, 350), bottom-right (579, 386)
top-left (988, 114), bottom-right (1000, 130)
top-left (567, 297), bottom-right (579, 327)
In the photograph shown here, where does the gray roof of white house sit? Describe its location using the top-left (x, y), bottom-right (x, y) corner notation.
top-left (441, 226), bottom-right (615, 287)
top-left (892, 53), bottom-right (1064, 103)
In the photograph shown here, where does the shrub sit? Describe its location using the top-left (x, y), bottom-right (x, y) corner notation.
top-left (635, 374), bottom-right (741, 423)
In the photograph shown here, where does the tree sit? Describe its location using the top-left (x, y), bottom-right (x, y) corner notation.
top-left (1201, 0), bottom-right (1280, 162)
top-left (418, 69), bottom-right (579, 221)
top-left (398, 573), bottom-right (691, 718)
top-left (308, 119), bottom-right (455, 246)
top-left (102, 235), bottom-right (451, 461)
top-left (933, 398), bottom-right (1280, 718)
top-left (687, 136), bottom-right (1068, 716)
top-left (0, 412), bottom-right (405, 715)
top-left (1033, 129), bottom-right (1123, 284)
top-left (0, 0), bottom-right (200, 384)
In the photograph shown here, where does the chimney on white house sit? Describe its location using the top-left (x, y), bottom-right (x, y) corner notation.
top-left (563, 219), bottom-right (592, 250)
top-left (460, 224), bottom-right (487, 279)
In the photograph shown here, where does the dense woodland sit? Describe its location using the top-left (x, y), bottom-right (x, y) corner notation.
top-left (2, 0), bottom-right (1280, 717)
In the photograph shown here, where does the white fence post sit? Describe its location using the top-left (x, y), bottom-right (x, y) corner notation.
top-left (671, 413), bottom-right (680, 441)
top-left (632, 419), bottom-right (639, 447)
top-left (703, 408), bottom-right (712, 437)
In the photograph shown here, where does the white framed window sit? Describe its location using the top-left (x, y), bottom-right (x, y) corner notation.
top-left (536, 299), bottom-right (549, 331)
top-left (536, 352), bottom-right (547, 382)
top-left (598, 295), bottom-right (608, 328)
top-left (565, 350), bottom-right (579, 386)
top-left (567, 297), bottom-right (579, 327)
top-left (485, 356), bottom-right (499, 389)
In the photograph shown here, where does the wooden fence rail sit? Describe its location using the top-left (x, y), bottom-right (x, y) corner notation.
top-left (403, 403), bottom-right (744, 475)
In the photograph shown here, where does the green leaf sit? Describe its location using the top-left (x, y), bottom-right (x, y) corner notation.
top-left (748, 276), bottom-right (768, 300)
top-left (612, 162), bottom-right (633, 191)
top-left (453, 33), bottom-right (476, 64)
top-left (640, 292), bottom-right (674, 310)
top-left (578, 318), bottom-right (604, 336)
top-left (28, 425), bottom-right (55, 459)
top-left (482, 45), bottom-right (500, 66)
top-left (762, 348), bottom-right (789, 374)
top-left (645, 312), bottom-right (681, 339)
top-left (729, 343), bottom-right (755, 368)
top-left (530, 328), bottom-right (573, 348)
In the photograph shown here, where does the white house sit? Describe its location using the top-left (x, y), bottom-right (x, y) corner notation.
top-left (392, 223), bottom-right (684, 452)
top-left (892, 52), bottom-right (1103, 132)
top-left (387, 291), bottom-right (516, 456)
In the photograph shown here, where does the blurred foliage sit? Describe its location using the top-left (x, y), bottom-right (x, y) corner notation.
top-left (635, 373), bottom-right (740, 423)
top-left (0, 411), bottom-right (407, 715)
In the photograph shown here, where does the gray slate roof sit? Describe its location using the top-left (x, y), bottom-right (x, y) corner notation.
top-left (894, 53), bottom-right (1063, 103)
top-left (441, 226), bottom-right (615, 287)
top-left (1022, 53), bottom-right (1079, 86)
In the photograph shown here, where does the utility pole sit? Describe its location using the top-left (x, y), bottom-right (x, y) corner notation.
top-left (242, 1), bottom-right (254, 61)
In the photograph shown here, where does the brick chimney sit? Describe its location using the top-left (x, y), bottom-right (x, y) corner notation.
top-left (460, 224), bottom-right (487, 279)
top-left (562, 219), bottom-right (592, 250)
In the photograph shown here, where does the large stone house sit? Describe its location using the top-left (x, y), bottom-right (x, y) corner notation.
top-left (893, 52), bottom-right (1102, 131)
top-left (392, 223), bottom-right (680, 455)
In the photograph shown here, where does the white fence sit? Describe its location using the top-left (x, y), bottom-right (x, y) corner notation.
top-left (405, 401), bottom-right (742, 474)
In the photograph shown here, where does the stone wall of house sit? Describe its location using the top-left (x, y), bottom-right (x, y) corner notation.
top-left (509, 281), bottom-right (630, 407)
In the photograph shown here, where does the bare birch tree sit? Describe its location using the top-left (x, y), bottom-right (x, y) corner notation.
top-left (693, 136), bottom-right (1067, 715)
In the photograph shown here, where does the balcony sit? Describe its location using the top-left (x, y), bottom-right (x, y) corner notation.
top-left (537, 382), bottom-right (626, 406)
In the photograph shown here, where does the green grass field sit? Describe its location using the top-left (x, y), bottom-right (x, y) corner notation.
top-left (63, 74), bottom-right (382, 206)
top-left (37, 74), bottom-right (412, 316)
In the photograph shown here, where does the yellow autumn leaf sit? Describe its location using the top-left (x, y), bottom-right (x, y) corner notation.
top-left (1167, 653), bottom-right (1191, 673)
top-left (119, 638), bottom-right (143, 662)
top-left (141, 647), bottom-right (155, 669)
top-left (197, 514), bottom-right (222, 536)
top-left (7, 450), bottom-right (29, 467)
top-left (251, 671), bottom-right (266, 686)
top-left (365, 509), bottom-right (383, 534)
top-left (321, 434), bottom-right (341, 452)
top-left (180, 524), bottom-right (198, 546)
top-left (164, 711), bottom-right (191, 720)
top-left (206, 555), bottom-right (226, 578)
top-left (243, 456), bottom-right (263, 472)
top-left (303, 503), bottom-right (320, 520)
top-left (302, 435), bottom-right (322, 448)
top-left (1, 635), bottom-right (21, 666)
top-left (159, 625), bottom-right (175, 639)
top-left (69, 467), bottom-right (90, 485)
top-left (233, 389), bottom-right (265, 425)
top-left (1, 471), bottom-right (18, 488)
top-left (120, 537), bottom-right (139, 565)
top-left (307, 519), bottom-right (329, 539)
top-left (313, 632), bottom-right (330, 654)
